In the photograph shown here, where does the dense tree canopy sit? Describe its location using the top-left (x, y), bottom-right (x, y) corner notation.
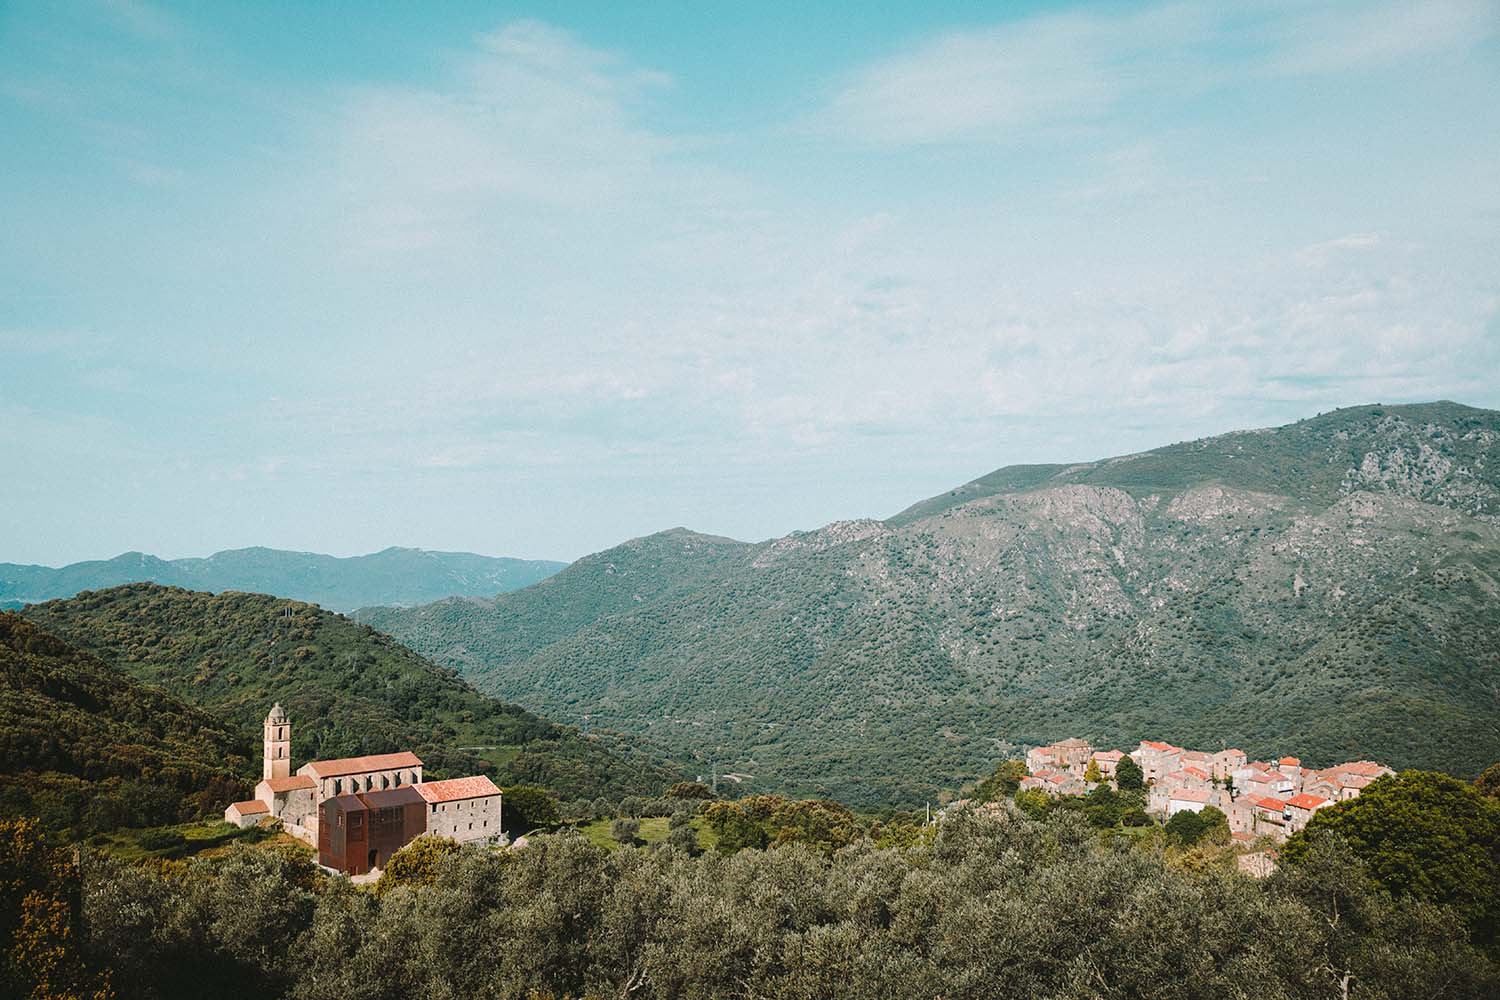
top-left (41, 803), bottom-right (1499, 1000)
top-left (1283, 771), bottom-right (1500, 949)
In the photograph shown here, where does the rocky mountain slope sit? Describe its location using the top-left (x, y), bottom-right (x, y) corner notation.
top-left (0, 546), bottom-right (566, 612)
top-left (360, 402), bottom-right (1500, 806)
top-left (22, 584), bottom-right (684, 801)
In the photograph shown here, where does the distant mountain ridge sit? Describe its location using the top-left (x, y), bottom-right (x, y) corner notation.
top-left (0, 545), bottom-right (566, 611)
top-left (361, 402), bottom-right (1500, 806)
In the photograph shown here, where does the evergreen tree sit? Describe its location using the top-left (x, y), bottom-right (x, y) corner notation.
top-left (1115, 754), bottom-right (1144, 790)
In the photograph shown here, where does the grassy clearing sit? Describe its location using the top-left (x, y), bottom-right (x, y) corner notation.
top-left (89, 819), bottom-right (310, 862)
top-left (571, 815), bottom-right (723, 852)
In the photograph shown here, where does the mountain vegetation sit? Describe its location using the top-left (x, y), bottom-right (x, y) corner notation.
top-left (362, 402), bottom-right (1500, 806)
top-left (0, 613), bottom-right (251, 837)
top-left (7, 798), bottom-right (1497, 1000)
top-left (20, 584), bottom-right (683, 802)
top-left (0, 546), bottom-right (565, 612)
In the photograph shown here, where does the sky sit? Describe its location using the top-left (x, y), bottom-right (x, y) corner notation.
top-left (2, 0), bottom-right (1498, 566)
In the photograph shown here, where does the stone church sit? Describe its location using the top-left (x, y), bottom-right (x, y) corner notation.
top-left (225, 703), bottom-right (503, 875)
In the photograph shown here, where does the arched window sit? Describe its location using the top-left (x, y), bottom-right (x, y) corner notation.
top-left (334, 779), bottom-right (343, 795)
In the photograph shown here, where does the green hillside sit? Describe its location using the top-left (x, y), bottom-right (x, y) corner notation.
top-left (21, 584), bottom-right (684, 801)
top-left (363, 403), bottom-right (1500, 806)
top-left (0, 612), bottom-right (251, 835)
top-left (0, 546), bottom-right (566, 611)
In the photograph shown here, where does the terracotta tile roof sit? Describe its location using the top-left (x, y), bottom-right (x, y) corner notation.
top-left (1254, 796), bottom-right (1289, 812)
top-left (1217, 749), bottom-right (1245, 757)
top-left (302, 751), bottom-right (423, 779)
top-left (1171, 788), bottom-right (1211, 803)
top-left (359, 786), bottom-right (425, 810)
top-left (229, 800), bottom-right (268, 814)
top-left (1182, 766), bottom-right (1210, 780)
top-left (1339, 761), bottom-right (1391, 777)
top-left (1092, 750), bottom-right (1124, 761)
top-left (1279, 756), bottom-right (1301, 766)
top-left (1231, 831), bottom-right (1255, 842)
top-left (415, 775), bottom-right (501, 803)
top-left (1286, 794), bottom-right (1329, 810)
top-left (260, 775), bottom-right (316, 793)
top-left (1141, 740), bottom-right (1178, 751)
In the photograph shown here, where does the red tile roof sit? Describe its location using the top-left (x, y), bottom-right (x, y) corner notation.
top-left (1092, 750), bottom-right (1124, 761)
top-left (415, 775), bottom-right (501, 803)
top-left (1254, 796), bottom-right (1289, 812)
top-left (1171, 788), bottom-right (1211, 803)
top-left (260, 775), bottom-right (316, 793)
top-left (302, 751), bottom-right (422, 779)
top-left (229, 800), bottom-right (268, 814)
top-left (1279, 756), bottom-right (1301, 766)
top-left (1286, 793), bottom-right (1329, 810)
top-left (1182, 766), bottom-right (1210, 780)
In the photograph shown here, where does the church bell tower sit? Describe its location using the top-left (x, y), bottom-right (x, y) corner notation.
top-left (263, 703), bottom-right (291, 781)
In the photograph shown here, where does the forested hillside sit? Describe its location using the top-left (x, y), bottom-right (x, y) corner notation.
top-left (364, 403), bottom-right (1500, 806)
top-left (0, 612), bottom-right (250, 835)
top-left (0, 546), bottom-right (565, 611)
top-left (21, 585), bottom-right (684, 800)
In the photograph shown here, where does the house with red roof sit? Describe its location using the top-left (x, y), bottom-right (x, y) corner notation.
top-left (1284, 793), bottom-right (1332, 832)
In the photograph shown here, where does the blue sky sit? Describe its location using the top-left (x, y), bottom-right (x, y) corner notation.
top-left (3, 0), bottom-right (1498, 565)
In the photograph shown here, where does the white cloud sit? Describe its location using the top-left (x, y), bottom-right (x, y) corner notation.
top-left (1266, 0), bottom-right (1498, 77)
top-left (819, 0), bottom-right (1498, 145)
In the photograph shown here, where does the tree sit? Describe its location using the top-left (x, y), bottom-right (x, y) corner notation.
top-left (1083, 759), bottom-right (1102, 784)
top-left (1476, 763), bottom-right (1500, 799)
top-left (501, 785), bottom-right (559, 836)
top-left (1115, 754), bottom-right (1144, 791)
top-left (665, 781), bottom-right (715, 800)
top-left (664, 823), bottom-right (700, 855)
top-left (376, 836), bottom-right (461, 897)
top-left (610, 817), bottom-right (640, 846)
top-left (769, 799), bottom-right (860, 854)
top-left (973, 760), bottom-right (1028, 803)
top-left (1013, 789), bottom-right (1050, 819)
top-left (1283, 771), bottom-right (1500, 949)
top-left (1, 818), bottom-right (112, 1000)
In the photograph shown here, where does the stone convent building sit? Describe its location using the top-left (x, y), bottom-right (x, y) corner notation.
top-left (226, 703), bottom-right (503, 875)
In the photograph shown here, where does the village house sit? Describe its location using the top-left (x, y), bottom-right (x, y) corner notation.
top-left (1089, 749), bottom-right (1124, 780)
top-left (1131, 741), bottom-right (1185, 783)
top-left (1210, 749), bottom-right (1247, 779)
top-left (1284, 793), bottom-right (1332, 833)
top-left (1026, 738), bottom-right (1094, 778)
top-left (224, 799), bottom-right (269, 828)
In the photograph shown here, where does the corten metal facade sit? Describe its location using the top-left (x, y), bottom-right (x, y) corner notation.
top-left (318, 787), bottom-right (427, 875)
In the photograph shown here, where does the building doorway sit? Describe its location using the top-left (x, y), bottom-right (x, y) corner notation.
top-left (369, 849), bottom-right (379, 870)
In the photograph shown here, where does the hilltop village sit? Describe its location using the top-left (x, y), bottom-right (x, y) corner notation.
top-left (1019, 737), bottom-right (1394, 844)
top-left (223, 703), bottom-right (503, 875)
